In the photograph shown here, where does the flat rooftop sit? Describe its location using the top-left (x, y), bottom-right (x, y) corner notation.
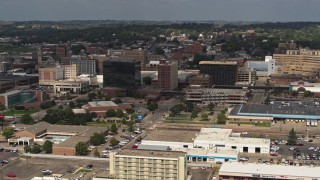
top-left (199, 61), bottom-right (237, 65)
top-left (187, 88), bottom-right (246, 95)
top-left (220, 162), bottom-right (320, 178)
top-left (194, 128), bottom-right (270, 146)
top-left (143, 129), bottom-right (198, 143)
top-left (117, 149), bottom-right (186, 159)
top-left (230, 101), bottom-right (320, 119)
top-left (88, 101), bottom-right (118, 107)
top-left (175, 148), bottom-right (238, 156)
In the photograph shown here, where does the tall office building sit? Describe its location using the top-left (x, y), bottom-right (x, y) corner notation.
top-left (70, 59), bottom-right (97, 75)
top-left (158, 60), bottom-right (178, 91)
top-left (199, 61), bottom-right (238, 85)
top-left (103, 58), bottom-right (141, 88)
top-left (122, 49), bottom-right (147, 65)
top-left (39, 66), bottom-right (64, 85)
top-left (273, 49), bottom-right (320, 77)
top-left (62, 64), bottom-right (79, 79)
top-left (109, 149), bottom-right (187, 180)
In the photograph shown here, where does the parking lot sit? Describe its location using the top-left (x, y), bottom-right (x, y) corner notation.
top-left (0, 157), bottom-right (108, 180)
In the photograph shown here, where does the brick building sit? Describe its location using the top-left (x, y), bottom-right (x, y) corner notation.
top-left (158, 60), bottom-right (178, 91)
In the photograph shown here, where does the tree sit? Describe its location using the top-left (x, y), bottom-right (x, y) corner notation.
top-left (97, 91), bottom-right (104, 100)
top-left (116, 109), bottom-right (124, 118)
top-left (24, 145), bottom-right (31, 153)
top-left (292, 91), bottom-right (298, 97)
top-left (208, 103), bottom-right (215, 111)
top-left (191, 107), bottom-right (201, 119)
top-left (147, 102), bottom-right (158, 111)
top-left (287, 128), bottom-right (297, 145)
top-left (201, 113), bottom-right (208, 120)
top-left (90, 133), bottom-right (105, 146)
top-left (110, 123), bottom-right (118, 134)
top-left (110, 137), bottom-right (119, 146)
top-left (217, 113), bottom-right (227, 124)
top-left (304, 90), bottom-right (313, 97)
top-left (30, 144), bottom-right (42, 154)
top-left (88, 92), bottom-right (97, 101)
top-left (0, 104), bottom-right (6, 111)
top-left (106, 109), bottom-right (116, 117)
top-left (43, 140), bottom-right (53, 154)
top-left (75, 142), bottom-right (88, 156)
top-left (143, 76), bottom-right (152, 85)
top-left (3, 127), bottom-right (14, 139)
top-left (128, 120), bottom-right (135, 133)
top-left (93, 149), bottom-right (100, 157)
top-left (20, 114), bottom-right (34, 124)
top-left (114, 98), bottom-right (122, 104)
top-left (69, 101), bottom-right (75, 108)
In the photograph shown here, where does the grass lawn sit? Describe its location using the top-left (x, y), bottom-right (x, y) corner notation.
top-left (77, 168), bottom-right (92, 174)
top-left (87, 122), bottom-right (112, 127)
top-left (164, 120), bottom-right (216, 125)
top-left (166, 114), bottom-right (192, 121)
top-left (3, 109), bottom-right (38, 117)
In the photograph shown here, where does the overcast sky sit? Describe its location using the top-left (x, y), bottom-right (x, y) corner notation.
top-left (1, 0), bottom-right (320, 22)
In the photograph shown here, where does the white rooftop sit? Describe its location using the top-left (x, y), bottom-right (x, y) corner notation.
top-left (176, 148), bottom-right (238, 156)
top-left (72, 109), bottom-right (86, 114)
top-left (220, 162), bottom-right (320, 178)
top-left (88, 101), bottom-right (118, 107)
top-left (194, 128), bottom-right (270, 146)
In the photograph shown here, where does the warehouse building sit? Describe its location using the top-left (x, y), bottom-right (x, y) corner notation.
top-left (229, 101), bottom-right (320, 126)
top-left (141, 128), bottom-right (270, 155)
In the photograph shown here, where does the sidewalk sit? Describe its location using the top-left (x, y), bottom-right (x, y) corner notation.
top-left (22, 153), bottom-right (109, 161)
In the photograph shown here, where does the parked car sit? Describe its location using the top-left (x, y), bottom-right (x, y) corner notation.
top-left (7, 173), bottom-right (16, 178)
top-left (2, 160), bottom-right (9, 164)
top-left (86, 164), bottom-right (93, 169)
top-left (42, 169), bottom-right (52, 175)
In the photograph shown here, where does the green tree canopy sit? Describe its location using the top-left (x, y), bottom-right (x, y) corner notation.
top-left (43, 140), bottom-right (53, 154)
top-left (75, 142), bottom-right (88, 156)
top-left (110, 123), bottom-right (118, 134)
top-left (143, 76), bottom-right (152, 85)
top-left (287, 128), bottom-right (297, 145)
top-left (106, 109), bottom-right (116, 117)
top-left (116, 109), bottom-right (124, 118)
top-left (208, 103), bottom-right (215, 111)
top-left (90, 133), bottom-right (105, 146)
top-left (20, 114), bottom-right (34, 125)
top-left (110, 137), bottom-right (119, 146)
top-left (3, 127), bottom-right (14, 139)
top-left (88, 92), bottom-right (97, 101)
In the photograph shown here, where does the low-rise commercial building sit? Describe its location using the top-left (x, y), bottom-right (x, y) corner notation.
top-left (53, 79), bottom-right (89, 94)
top-left (186, 88), bottom-right (247, 105)
top-left (109, 149), bottom-right (187, 180)
top-left (228, 101), bottom-right (320, 125)
top-left (84, 101), bottom-right (119, 118)
top-left (219, 162), bottom-right (320, 180)
top-left (289, 81), bottom-right (320, 96)
top-left (12, 122), bottom-right (108, 156)
top-left (141, 128), bottom-right (270, 154)
top-left (269, 74), bottom-right (303, 86)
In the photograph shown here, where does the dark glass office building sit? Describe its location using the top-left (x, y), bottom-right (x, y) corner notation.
top-left (200, 61), bottom-right (238, 85)
top-left (103, 58), bottom-right (141, 88)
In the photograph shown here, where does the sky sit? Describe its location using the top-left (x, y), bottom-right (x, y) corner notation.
top-left (1, 0), bottom-right (320, 22)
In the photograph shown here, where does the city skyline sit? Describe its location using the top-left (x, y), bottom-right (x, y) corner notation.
top-left (1, 0), bottom-right (320, 22)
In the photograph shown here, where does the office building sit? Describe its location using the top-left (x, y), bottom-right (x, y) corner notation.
top-left (219, 162), bottom-right (320, 180)
top-left (62, 64), bottom-right (79, 79)
top-left (247, 56), bottom-right (279, 77)
top-left (0, 90), bottom-right (35, 108)
top-left (70, 59), bottom-right (97, 75)
top-left (158, 60), bottom-right (178, 91)
top-left (53, 79), bottom-right (89, 94)
top-left (188, 74), bottom-right (213, 88)
top-left (273, 48), bottom-right (320, 77)
top-left (236, 67), bottom-right (256, 86)
top-left (122, 49), bottom-right (147, 65)
top-left (109, 149), bottom-right (187, 180)
top-left (103, 58), bottom-right (141, 88)
top-left (186, 88), bottom-right (247, 105)
top-left (199, 61), bottom-right (238, 85)
top-left (39, 66), bottom-right (64, 85)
